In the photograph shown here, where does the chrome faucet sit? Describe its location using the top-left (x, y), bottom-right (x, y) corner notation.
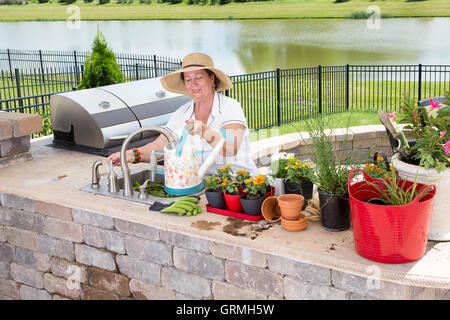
top-left (91, 159), bottom-right (103, 189)
top-left (120, 126), bottom-right (178, 197)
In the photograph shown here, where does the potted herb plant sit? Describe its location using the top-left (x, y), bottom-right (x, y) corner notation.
top-left (302, 114), bottom-right (355, 232)
top-left (283, 156), bottom-right (315, 210)
top-left (235, 169), bottom-right (251, 195)
top-left (205, 175), bottom-right (226, 209)
top-left (348, 168), bottom-right (436, 263)
top-left (390, 93), bottom-right (450, 241)
top-left (240, 175), bottom-right (270, 216)
top-left (222, 177), bottom-right (242, 212)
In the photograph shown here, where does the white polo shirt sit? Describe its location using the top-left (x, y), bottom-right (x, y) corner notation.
top-left (163, 92), bottom-right (259, 177)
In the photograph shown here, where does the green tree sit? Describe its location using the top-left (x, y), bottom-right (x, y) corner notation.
top-left (77, 27), bottom-right (125, 90)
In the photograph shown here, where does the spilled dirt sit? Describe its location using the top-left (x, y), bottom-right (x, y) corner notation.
top-left (191, 220), bottom-right (221, 231)
top-left (222, 217), bottom-right (273, 240)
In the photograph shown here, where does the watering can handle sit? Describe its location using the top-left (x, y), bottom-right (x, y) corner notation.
top-left (412, 184), bottom-right (436, 204)
top-left (347, 168), bottom-right (379, 191)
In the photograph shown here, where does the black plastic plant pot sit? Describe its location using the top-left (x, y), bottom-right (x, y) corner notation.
top-left (240, 194), bottom-right (265, 216)
top-left (284, 180), bottom-right (314, 210)
top-left (317, 189), bottom-right (351, 232)
top-left (205, 190), bottom-right (226, 209)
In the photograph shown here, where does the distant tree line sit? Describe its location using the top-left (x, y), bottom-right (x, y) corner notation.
top-left (0, 0), bottom-right (274, 4)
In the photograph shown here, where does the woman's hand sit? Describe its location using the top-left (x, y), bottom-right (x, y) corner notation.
top-left (107, 150), bottom-right (135, 166)
top-left (186, 119), bottom-right (205, 136)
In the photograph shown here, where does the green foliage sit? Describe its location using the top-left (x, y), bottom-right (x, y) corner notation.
top-left (38, 0), bottom-right (49, 3)
top-left (216, 164), bottom-right (234, 182)
top-left (205, 175), bottom-right (222, 192)
top-left (269, 157), bottom-right (289, 179)
top-left (235, 169), bottom-right (251, 188)
top-left (221, 177), bottom-right (239, 195)
top-left (77, 27), bottom-right (125, 90)
top-left (99, 0), bottom-right (110, 4)
top-left (284, 157), bottom-right (315, 185)
top-left (38, 112), bottom-right (53, 136)
top-left (396, 92), bottom-right (450, 172)
top-left (243, 175), bottom-right (269, 196)
top-left (58, 0), bottom-right (76, 3)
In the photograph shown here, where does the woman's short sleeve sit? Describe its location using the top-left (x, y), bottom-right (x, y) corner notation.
top-left (220, 97), bottom-right (248, 129)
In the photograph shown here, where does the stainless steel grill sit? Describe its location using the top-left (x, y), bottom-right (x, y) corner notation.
top-left (50, 77), bottom-right (189, 155)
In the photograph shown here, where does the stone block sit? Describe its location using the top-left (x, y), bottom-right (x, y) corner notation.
top-left (129, 279), bottom-right (176, 300)
top-left (161, 266), bottom-right (212, 299)
top-left (44, 217), bottom-right (83, 243)
top-left (115, 255), bottom-right (161, 285)
top-left (225, 261), bottom-right (283, 297)
top-left (125, 235), bottom-right (172, 266)
top-left (82, 225), bottom-right (125, 254)
top-left (72, 209), bottom-right (115, 230)
top-left (0, 261), bottom-right (9, 278)
top-left (212, 281), bottom-right (267, 300)
top-left (81, 284), bottom-right (119, 300)
top-left (0, 119), bottom-right (12, 141)
top-left (74, 244), bottom-right (116, 271)
top-left (283, 276), bottom-right (348, 300)
top-left (13, 247), bottom-right (36, 268)
top-left (209, 241), bottom-right (267, 268)
top-left (268, 254), bottom-right (331, 285)
top-left (5, 207), bottom-right (45, 233)
top-left (353, 137), bottom-right (390, 149)
top-left (50, 257), bottom-right (88, 284)
top-left (87, 267), bottom-right (130, 297)
top-left (161, 230), bottom-right (209, 253)
top-left (0, 136), bottom-right (30, 158)
top-left (173, 247), bottom-right (224, 281)
top-left (10, 263), bottom-right (43, 289)
top-left (5, 226), bottom-right (38, 251)
top-left (114, 218), bottom-right (160, 241)
top-left (19, 284), bottom-right (52, 300)
top-left (0, 242), bottom-right (15, 262)
top-left (0, 225), bottom-right (6, 242)
top-left (0, 112), bottom-right (42, 137)
top-left (0, 278), bottom-right (20, 299)
top-left (38, 234), bottom-right (74, 261)
top-left (34, 201), bottom-right (72, 221)
top-left (349, 125), bottom-right (385, 140)
top-left (43, 273), bottom-right (80, 299)
top-left (34, 252), bottom-right (51, 272)
top-left (0, 194), bottom-right (34, 212)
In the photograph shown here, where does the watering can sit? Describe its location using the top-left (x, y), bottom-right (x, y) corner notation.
top-left (153, 123), bottom-right (234, 196)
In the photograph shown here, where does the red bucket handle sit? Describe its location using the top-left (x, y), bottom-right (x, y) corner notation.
top-left (347, 168), bottom-right (436, 203)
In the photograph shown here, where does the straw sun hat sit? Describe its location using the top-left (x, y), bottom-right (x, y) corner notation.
top-left (160, 52), bottom-right (233, 95)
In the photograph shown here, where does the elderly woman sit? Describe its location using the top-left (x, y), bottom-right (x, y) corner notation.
top-left (108, 52), bottom-right (258, 176)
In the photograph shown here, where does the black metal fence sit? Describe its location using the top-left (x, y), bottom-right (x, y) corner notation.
top-left (0, 49), bottom-right (449, 135)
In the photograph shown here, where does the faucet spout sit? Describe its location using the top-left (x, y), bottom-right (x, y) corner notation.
top-left (120, 126), bottom-right (177, 197)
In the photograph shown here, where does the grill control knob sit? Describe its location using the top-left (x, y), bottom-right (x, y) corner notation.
top-left (155, 90), bottom-right (166, 98)
top-left (98, 101), bottom-right (110, 109)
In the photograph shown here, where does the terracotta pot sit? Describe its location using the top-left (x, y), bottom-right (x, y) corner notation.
top-left (240, 194), bottom-right (265, 216)
top-left (284, 180), bottom-right (314, 210)
top-left (205, 190), bottom-right (226, 209)
top-left (223, 192), bottom-right (243, 212)
top-left (278, 194), bottom-right (304, 221)
top-left (281, 214), bottom-right (308, 232)
top-left (261, 196), bottom-right (281, 222)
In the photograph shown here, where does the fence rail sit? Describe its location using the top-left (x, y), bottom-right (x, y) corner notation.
top-left (1, 49), bottom-right (449, 136)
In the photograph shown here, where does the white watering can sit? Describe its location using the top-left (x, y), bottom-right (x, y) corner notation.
top-left (156, 123), bottom-right (233, 196)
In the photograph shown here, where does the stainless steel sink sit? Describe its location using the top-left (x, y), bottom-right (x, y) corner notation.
top-left (80, 164), bottom-right (205, 205)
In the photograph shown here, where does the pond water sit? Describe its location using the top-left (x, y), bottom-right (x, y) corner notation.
top-left (0, 18), bottom-right (449, 75)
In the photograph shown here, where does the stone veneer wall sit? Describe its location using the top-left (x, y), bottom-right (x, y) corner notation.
top-left (1, 193), bottom-right (448, 300)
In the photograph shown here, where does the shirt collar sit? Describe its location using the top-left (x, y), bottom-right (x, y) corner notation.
top-left (183, 92), bottom-right (222, 123)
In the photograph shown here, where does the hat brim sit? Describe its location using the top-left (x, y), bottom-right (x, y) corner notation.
top-left (160, 66), bottom-right (233, 95)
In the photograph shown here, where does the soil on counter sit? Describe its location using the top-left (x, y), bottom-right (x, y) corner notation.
top-left (222, 217), bottom-right (273, 240)
top-left (191, 220), bottom-right (221, 231)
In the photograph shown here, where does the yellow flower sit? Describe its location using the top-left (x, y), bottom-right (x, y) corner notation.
top-left (227, 164), bottom-right (231, 167)
top-left (244, 178), bottom-right (253, 184)
top-left (377, 156), bottom-right (384, 162)
top-left (284, 166), bottom-right (290, 170)
top-left (305, 163), bottom-right (311, 167)
top-left (288, 157), bottom-right (296, 162)
top-left (207, 178), bottom-right (211, 183)
top-left (237, 169), bottom-right (248, 175)
top-left (222, 178), bottom-right (228, 186)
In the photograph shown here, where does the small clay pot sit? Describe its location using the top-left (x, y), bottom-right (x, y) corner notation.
top-left (281, 214), bottom-right (308, 232)
top-left (284, 180), bottom-right (314, 210)
top-left (261, 196), bottom-right (281, 222)
top-left (278, 194), bottom-right (304, 221)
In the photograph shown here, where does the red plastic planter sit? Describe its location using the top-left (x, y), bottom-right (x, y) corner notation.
top-left (348, 168), bottom-right (436, 264)
top-left (223, 192), bottom-right (243, 212)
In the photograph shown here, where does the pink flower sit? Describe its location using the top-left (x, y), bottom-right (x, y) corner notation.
top-left (439, 130), bottom-right (447, 140)
top-left (429, 99), bottom-right (442, 110)
top-left (413, 114), bottom-right (417, 122)
top-left (386, 112), bottom-right (396, 122)
top-left (444, 139), bottom-right (450, 155)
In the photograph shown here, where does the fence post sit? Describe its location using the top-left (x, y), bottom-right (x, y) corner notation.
top-left (74, 50), bottom-right (80, 84)
top-left (153, 55), bottom-right (158, 77)
top-left (15, 68), bottom-right (23, 112)
top-left (39, 49), bottom-right (45, 84)
top-left (136, 63), bottom-right (139, 81)
top-left (276, 68), bottom-right (281, 126)
top-left (7, 49), bottom-right (13, 75)
top-left (346, 64), bottom-right (350, 111)
top-left (418, 63), bottom-right (422, 101)
top-left (318, 65), bottom-right (322, 114)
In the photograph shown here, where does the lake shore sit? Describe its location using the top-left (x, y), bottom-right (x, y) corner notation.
top-left (1, 0), bottom-right (450, 22)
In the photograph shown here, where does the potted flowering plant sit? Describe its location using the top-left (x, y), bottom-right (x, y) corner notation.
top-left (390, 92), bottom-right (450, 240)
top-left (217, 164), bottom-right (234, 182)
top-left (268, 152), bottom-right (293, 196)
top-left (240, 175), bottom-right (270, 215)
top-left (221, 177), bottom-right (242, 212)
top-left (363, 152), bottom-right (398, 180)
top-left (235, 169), bottom-right (251, 195)
top-left (283, 156), bottom-right (315, 210)
top-left (205, 175), bottom-right (226, 209)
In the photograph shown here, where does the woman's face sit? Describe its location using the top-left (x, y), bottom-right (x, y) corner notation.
top-left (183, 69), bottom-right (215, 102)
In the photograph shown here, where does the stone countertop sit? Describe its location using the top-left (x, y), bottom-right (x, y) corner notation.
top-left (1, 136), bottom-right (449, 290)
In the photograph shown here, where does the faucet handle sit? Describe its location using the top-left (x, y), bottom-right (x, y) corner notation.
top-left (107, 160), bottom-right (120, 193)
top-left (91, 159), bottom-right (103, 189)
top-left (138, 179), bottom-right (151, 200)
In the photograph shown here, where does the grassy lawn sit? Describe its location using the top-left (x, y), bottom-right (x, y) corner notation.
top-left (0, 0), bottom-right (449, 21)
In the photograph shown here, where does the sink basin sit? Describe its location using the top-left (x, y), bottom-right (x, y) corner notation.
top-left (80, 164), bottom-right (205, 205)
